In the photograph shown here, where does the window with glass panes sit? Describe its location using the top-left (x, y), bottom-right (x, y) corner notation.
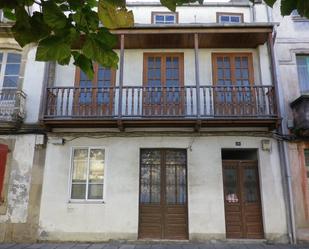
top-left (70, 148), bottom-right (105, 200)
top-left (296, 55), bottom-right (309, 93)
top-left (305, 149), bottom-right (309, 186)
top-left (217, 13), bottom-right (243, 24)
top-left (0, 52), bottom-right (21, 90)
top-left (152, 12), bottom-right (178, 24)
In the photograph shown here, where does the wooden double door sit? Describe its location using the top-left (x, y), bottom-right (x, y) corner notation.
top-left (143, 53), bottom-right (184, 116)
top-left (138, 149), bottom-right (188, 240)
top-left (223, 160), bottom-right (264, 239)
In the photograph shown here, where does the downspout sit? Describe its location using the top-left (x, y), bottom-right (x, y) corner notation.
top-left (268, 30), bottom-right (297, 244)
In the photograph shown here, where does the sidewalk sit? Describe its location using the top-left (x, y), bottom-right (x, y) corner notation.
top-left (0, 243), bottom-right (308, 249)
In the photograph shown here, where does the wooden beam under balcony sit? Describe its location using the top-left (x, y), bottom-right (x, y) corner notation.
top-left (110, 23), bottom-right (274, 49)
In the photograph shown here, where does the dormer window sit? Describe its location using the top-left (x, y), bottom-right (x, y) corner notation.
top-left (152, 12), bottom-right (178, 24)
top-left (217, 13), bottom-right (243, 24)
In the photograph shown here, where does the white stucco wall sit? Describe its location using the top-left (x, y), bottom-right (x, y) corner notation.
top-left (39, 135), bottom-right (287, 241)
top-left (23, 47), bottom-right (45, 124)
top-left (0, 135), bottom-right (36, 223)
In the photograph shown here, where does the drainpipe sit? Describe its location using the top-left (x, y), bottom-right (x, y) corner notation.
top-left (268, 30), bottom-right (297, 244)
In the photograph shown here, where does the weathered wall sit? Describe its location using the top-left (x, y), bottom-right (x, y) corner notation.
top-left (272, 0), bottom-right (309, 239)
top-left (39, 134), bottom-right (287, 242)
top-left (0, 135), bottom-right (45, 242)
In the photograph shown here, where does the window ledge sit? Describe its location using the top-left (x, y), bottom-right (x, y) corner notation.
top-left (68, 200), bottom-right (105, 204)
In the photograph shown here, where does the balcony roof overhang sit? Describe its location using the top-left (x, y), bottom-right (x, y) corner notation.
top-left (111, 23), bottom-right (275, 49)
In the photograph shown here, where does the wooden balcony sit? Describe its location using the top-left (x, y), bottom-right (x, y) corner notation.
top-left (290, 95), bottom-right (309, 136)
top-left (43, 85), bottom-right (278, 129)
top-left (0, 90), bottom-right (26, 128)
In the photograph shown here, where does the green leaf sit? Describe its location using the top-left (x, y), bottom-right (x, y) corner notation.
top-left (160, 0), bottom-right (177, 12)
top-left (96, 28), bottom-right (117, 49)
top-left (264, 0), bottom-right (277, 8)
top-left (82, 34), bottom-right (118, 68)
top-left (36, 36), bottom-right (71, 65)
top-left (98, 0), bottom-right (134, 29)
top-left (42, 1), bottom-right (68, 29)
top-left (72, 51), bottom-right (94, 79)
top-left (3, 8), bottom-right (16, 21)
top-left (280, 0), bottom-right (297, 16)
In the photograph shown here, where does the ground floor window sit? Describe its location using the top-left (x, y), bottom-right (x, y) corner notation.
top-left (70, 147), bottom-right (105, 201)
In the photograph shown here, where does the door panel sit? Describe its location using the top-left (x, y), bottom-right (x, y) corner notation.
top-left (213, 53), bottom-right (255, 116)
top-left (139, 149), bottom-right (188, 240)
top-left (223, 160), bottom-right (264, 239)
top-left (143, 54), bottom-right (184, 116)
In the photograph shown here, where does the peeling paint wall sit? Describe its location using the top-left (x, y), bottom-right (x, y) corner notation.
top-left (0, 135), bottom-right (45, 242)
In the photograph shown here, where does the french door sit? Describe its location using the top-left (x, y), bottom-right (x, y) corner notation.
top-left (143, 53), bottom-right (184, 116)
top-left (138, 149), bottom-right (188, 240)
top-left (212, 53), bottom-right (256, 116)
top-left (223, 160), bottom-right (264, 239)
top-left (74, 65), bottom-right (115, 116)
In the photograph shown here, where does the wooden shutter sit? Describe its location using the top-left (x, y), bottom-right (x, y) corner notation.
top-left (0, 144), bottom-right (8, 199)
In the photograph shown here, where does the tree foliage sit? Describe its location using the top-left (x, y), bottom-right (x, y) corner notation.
top-left (1, 0), bottom-right (308, 78)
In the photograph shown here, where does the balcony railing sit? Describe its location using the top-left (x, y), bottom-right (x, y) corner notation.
top-left (44, 85), bottom-right (276, 121)
top-left (0, 90), bottom-right (26, 122)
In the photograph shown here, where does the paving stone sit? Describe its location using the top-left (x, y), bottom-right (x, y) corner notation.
top-left (26, 244), bottom-right (46, 249)
top-left (150, 244), bottom-right (166, 249)
top-left (197, 244), bottom-right (215, 249)
top-left (8, 244), bottom-right (32, 249)
top-left (87, 244), bottom-right (107, 249)
top-left (118, 245), bottom-right (135, 249)
top-left (0, 244), bottom-right (16, 249)
top-left (103, 245), bottom-right (119, 249)
top-left (54, 244), bottom-right (76, 249)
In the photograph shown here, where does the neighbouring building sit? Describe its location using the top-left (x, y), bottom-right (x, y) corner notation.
top-left (272, 0), bottom-right (309, 243)
top-left (0, 0), bottom-right (298, 243)
top-left (0, 24), bottom-right (46, 241)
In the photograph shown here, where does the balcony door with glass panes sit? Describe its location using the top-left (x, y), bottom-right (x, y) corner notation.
top-left (70, 148), bottom-right (105, 201)
top-left (212, 53), bottom-right (256, 116)
top-left (139, 149), bottom-right (188, 240)
top-left (74, 65), bottom-right (115, 116)
top-left (223, 160), bottom-right (264, 239)
top-left (0, 52), bottom-right (21, 99)
top-left (143, 53), bottom-right (184, 116)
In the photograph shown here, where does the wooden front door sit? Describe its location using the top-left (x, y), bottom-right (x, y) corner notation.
top-left (74, 65), bottom-right (115, 116)
top-left (223, 160), bottom-right (264, 239)
top-left (139, 149), bottom-right (188, 240)
top-left (212, 53), bottom-right (256, 116)
top-left (143, 53), bottom-right (184, 116)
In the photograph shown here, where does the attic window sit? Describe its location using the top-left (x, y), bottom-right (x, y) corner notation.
top-left (152, 12), bottom-right (178, 24)
top-left (217, 13), bottom-right (243, 24)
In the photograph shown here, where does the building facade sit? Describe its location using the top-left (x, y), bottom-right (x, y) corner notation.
top-left (272, 0), bottom-right (309, 243)
top-left (0, 0), bottom-right (297, 243)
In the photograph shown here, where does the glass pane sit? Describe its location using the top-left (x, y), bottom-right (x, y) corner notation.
top-left (166, 150), bottom-right (186, 204)
top-left (0, 53), bottom-right (3, 62)
top-left (72, 149), bottom-right (88, 182)
top-left (88, 184), bottom-right (103, 199)
top-left (71, 184), bottom-right (86, 199)
top-left (165, 15), bottom-right (175, 22)
top-left (242, 69), bottom-right (249, 79)
top-left (224, 168), bottom-right (239, 203)
top-left (7, 53), bottom-right (21, 63)
top-left (231, 16), bottom-right (240, 23)
top-left (3, 76), bottom-right (18, 87)
top-left (89, 149), bottom-right (104, 183)
top-left (244, 168), bottom-right (258, 203)
top-left (220, 16), bottom-right (230, 22)
top-left (140, 150), bottom-right (161, 204)
top-left (5, 64), bottom-right (20, 75)
top-left (296, 55), bottom-right (309, 92)
top-left (155, 15), bottom-right (164, 22)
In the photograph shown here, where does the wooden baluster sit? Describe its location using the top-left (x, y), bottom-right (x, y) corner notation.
top-left (65, 88), bottom-right (70, 117)
top-left (190, 87), bottom-right (193, 115)
top-left (209, 86), bottom-right (213, 116)
top-left (131, 87), bottom-right (134, 116)
top-left (137, 88), bottom-right (140, 116)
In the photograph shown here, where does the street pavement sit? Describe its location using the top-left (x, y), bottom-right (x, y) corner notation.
top-left (0, 243), bottom-right (308, 249)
